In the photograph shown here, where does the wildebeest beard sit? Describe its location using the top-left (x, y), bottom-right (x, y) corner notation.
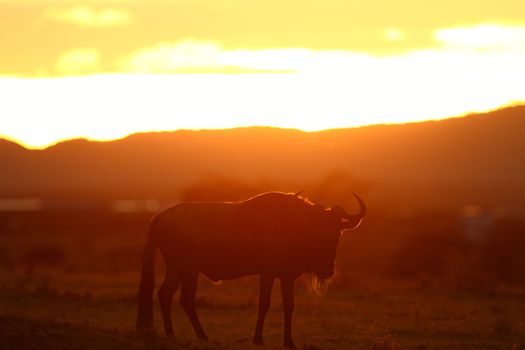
top-left (305, 271), bottom-right (334, 295)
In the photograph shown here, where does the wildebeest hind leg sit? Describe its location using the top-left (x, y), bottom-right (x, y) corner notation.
top-left (180, 271), bottom-right (208, 340)
top-left (253, 274), bottom-right (275, 345)
top-left (158, 264), bottom-right (180, 336)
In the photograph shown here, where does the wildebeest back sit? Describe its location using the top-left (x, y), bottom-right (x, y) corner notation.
top-left (153, 193), bottom-right (314, 280)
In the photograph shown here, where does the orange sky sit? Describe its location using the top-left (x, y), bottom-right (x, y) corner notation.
top-left (1, 0), bottom-right (524, 148)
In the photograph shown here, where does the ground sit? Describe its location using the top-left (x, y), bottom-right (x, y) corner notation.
top-left (1, 268), bottom-right (524, 350)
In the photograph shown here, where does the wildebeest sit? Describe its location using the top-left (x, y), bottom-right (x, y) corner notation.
top-left (136, 191), bottom-right (366, 348)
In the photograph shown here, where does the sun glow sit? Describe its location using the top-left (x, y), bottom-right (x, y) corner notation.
top-left (1, 22), bottom-right (525, 149)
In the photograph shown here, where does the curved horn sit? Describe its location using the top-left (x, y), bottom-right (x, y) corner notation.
top-left (353, 193), bottom-right (367, 217)
top-left (294, 190), bottom-right (304, 197)
top-left (344, 193), bottom-right (367, 229)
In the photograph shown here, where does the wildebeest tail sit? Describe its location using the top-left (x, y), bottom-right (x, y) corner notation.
top-left (136, 222), bottom-right (156, 332)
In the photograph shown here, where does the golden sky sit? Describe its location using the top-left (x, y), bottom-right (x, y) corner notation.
top-left (1, 0), bottom-right (524, 148)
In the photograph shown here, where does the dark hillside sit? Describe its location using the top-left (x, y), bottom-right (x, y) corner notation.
top-left (1, 106), bottom-right (524, 208)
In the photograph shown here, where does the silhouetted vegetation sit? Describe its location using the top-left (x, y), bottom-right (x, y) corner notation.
top-left (2, 175), bottom-right (525, 284)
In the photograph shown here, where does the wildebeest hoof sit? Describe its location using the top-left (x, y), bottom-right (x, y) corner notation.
top-left (144, 326), bottom-right (155, 335)
top-left (284, 339), bottom-right (297, 349)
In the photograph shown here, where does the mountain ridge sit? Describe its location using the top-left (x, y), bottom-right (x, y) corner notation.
top-left (1, 105), bottom-right (524, 208)
top-left (4, 105), bottom-right (523, 152)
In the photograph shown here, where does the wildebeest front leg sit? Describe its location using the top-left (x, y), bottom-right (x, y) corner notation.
top-left (280, 277), bottom-right (296, 349)
top-left (253, 274), bottom-right (275, 345)
top-left (180, 272), bottom-right (208, 340)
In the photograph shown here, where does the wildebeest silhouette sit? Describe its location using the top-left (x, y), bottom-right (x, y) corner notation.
top-left (136, 191), bottom-right (366, 348)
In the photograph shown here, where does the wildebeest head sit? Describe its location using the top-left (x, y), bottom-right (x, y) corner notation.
top-left (302, 193), bottom-right (367, 280)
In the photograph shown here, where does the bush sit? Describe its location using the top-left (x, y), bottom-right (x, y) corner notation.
top-left (22, 245), bottom-right (67, 267)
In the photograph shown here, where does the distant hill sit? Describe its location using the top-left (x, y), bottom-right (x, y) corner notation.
top-left (1, 106), bottom-right (524, 209)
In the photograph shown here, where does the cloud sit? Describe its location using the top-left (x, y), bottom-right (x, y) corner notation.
top-left (117, 40), bottom-right (297, 74)
top-left (435, 24), bottom-right (525, 50)
top-left (45, 6), bottom-right (131, 27)
top-left (119, 40), bottom-right (224, 73)
top-left (54, 48), bottom-right (100, 75)
top-left (116, 26), bottom-right (525, 77)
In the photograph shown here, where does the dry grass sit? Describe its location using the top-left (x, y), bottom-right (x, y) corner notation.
top-left (1, 215), bottom-right (525, 349)
top-left (1, 267), bottom-right (525, 350)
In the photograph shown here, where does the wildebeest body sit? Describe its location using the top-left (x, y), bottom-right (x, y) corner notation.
top-left (137, 191), bottom-right (366, 348)
top-left (153, 194), bottom-right (314, 281)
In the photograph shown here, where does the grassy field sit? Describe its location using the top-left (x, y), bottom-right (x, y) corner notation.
top-left (1, 212), bottom-right (525, 350)
top-left (1, 267), bottom-right (524, 350)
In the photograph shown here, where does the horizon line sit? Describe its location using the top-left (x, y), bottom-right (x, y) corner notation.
top-left (1, 103), bottom-right (523, 151)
